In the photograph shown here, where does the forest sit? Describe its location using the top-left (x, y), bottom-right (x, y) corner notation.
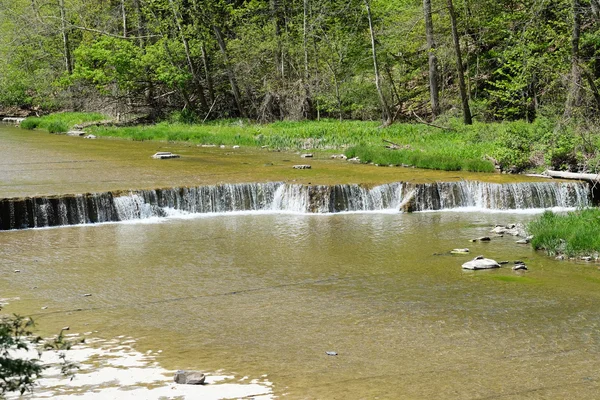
top-left (0, 0), bottom-right (599, 124)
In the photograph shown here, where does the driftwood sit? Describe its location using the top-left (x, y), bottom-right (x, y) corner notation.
top-left (544, 170), bottom-right (600, 182)
top-left (412, 111), bottom-right (455, 131)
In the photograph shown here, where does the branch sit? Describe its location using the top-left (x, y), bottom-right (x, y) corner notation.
top-left (412, 111), bottom-right (454, 131)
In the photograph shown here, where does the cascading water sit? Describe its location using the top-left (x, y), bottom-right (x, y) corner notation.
top-left (0, 180), bottom-right (591, 230)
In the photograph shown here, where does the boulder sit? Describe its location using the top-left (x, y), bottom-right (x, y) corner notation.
top-left (462, 257), bottom-right (501, 270)
top-left (174, 370), bottom-right (206, 385)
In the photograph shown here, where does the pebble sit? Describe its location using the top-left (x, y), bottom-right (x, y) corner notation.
top-left (82, 293), bottom-right (92, 297)
top-left (326, 351), bottom-right (338, 356)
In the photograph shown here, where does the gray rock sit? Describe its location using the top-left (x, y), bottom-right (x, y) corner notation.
top-left (293, 164), bottom-right (311, 169)
top-left (84, 134), bottom-right (96, 139)
top-left (462, 257), bottom-right (501, 270)
top-left (451, 248), bottom-right (470, 254)
top-left (301, 153), bottom-right (313, 158)
top-left (152, 152), bottom-right (180, 159)
top-left (477, 237), bottom-right (491, 242)
top-left (515, 238), bottom-right (530, 244)
top-left (581, 256), bottom-right (593, 261)
top-left (326, 351), bottom-right (338, 356)
top-left (67, 130), bottom-right (85, 136)
top-left (512, 264), bottom-right (528, 271)
top-left (174, 370), bottom-right (206, 385)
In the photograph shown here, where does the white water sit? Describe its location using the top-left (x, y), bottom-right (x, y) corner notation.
top-left (0, 180), bottom-right (591, 230)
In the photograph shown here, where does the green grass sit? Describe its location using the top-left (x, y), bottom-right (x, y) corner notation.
top-left (20, 113), bottom-right (595, 174)
top-left (20, 112), bottom-right (106, 132)
top-left (528, 209), bottom-right (600, 257)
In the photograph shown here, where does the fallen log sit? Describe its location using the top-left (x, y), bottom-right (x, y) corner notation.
top-left (544, 170), bottom-right (600, 182)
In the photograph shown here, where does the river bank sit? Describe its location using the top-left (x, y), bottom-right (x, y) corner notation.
top-left (16, 112), bottom-right (600, 174)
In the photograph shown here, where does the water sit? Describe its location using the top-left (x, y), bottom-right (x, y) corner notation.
top-left (2, 212), bottom-right (600, 399)
top-left (2, 126), bottom-right (600, 398)
top-left (0, 181), bottom-right (590, 230)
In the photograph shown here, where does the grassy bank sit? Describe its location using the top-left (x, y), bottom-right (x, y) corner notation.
top-left (20, 112), bottom-right (106, 133)
top-left (528, 209), bottom-right (600, 258)
top-left (19, 113), bottom-right (599, 174)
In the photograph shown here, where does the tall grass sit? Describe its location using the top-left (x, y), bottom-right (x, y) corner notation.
top-left (528, 209), bottom-right (600, 257)
top-left (20, 112), bottom-right (106, 132)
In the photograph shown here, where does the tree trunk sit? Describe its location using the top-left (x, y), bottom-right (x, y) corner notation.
top-left (423, 0), bottom-right (440, 117)
top-left (201, 43), bottom-right (215, 104)
top-left (121, 0), bottom-right (127, 38)
top-left (168, 0), bottom-right (208, 110)
top-left (213, 25), bottom-right (247, 118)
top-left (565, 0), bottom-right (582, 117)
top-left (447, 0), bottom-right (472, 124)
top-left (58, 0), bottom-right (72, 74)
top-left (270, 0), bottom-right (284, 77)
top-left (365, 0), bottom-right (391, 126)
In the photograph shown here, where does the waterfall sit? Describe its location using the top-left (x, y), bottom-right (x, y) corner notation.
top-left (0, 180), bottom-right (591, 230)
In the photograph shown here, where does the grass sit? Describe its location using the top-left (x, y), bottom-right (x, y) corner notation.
top-left (528, 209), bottom-right (600, 257)
top-left (20, 112), bottom-right (106, 132)
top-left (20, 113), bottom-right (595, 174)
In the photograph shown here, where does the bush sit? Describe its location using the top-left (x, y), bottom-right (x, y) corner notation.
top-left (47, 121), bottom-right (68, 134)
top-left (20, 118), bottom-right (40, 130)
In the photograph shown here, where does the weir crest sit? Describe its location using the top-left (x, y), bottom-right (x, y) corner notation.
top-left (0, 180), bottom-right (590, 230)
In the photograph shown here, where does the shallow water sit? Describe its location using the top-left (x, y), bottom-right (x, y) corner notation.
top-left (2, 125), bottom-right (600, 399)
top-left (0, 125), bottom-right (554, 199)
top-left (2, 211), bottom-right (600, 399)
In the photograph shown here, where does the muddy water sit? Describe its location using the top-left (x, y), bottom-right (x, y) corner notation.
top-left (2, 212), bottom-right (600, 399)
top-left (1, 126), bottom-right (548, 199)
top-left (2, 126), bottom-right (600, 399)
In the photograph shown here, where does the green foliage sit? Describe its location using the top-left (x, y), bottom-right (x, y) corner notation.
top-left (21, 113), bottom-right (106, 133)
top-left (529, 209), bottom-right (600, 257)
top-left (47, 121), bottom-right (68, 134)
top-left (20, 118), bottom-right (41, 130)
top-left (0, 312), bottom-right (43, 396)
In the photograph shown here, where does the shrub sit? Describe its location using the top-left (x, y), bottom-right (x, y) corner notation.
top-left (47, 121), bottom-right (68, 134)
top-left (20, 118), bottom-right (40, 130)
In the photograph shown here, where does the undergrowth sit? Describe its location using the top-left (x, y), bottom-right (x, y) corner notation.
top-left (528, 209), bottom-right (600, 257)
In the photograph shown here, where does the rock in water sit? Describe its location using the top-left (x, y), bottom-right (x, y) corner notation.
top-left (512, 264), bottom-right (528, 271)
top-left (174, 370), bottom-right (206, 385)
top-left (293, 164), bottom-right (311, 169)
top-left (326, 351), bottom-right (338, 356)
top-left (461, 257), bottom-right (501, 270)
top-left (451, 248), bottom-right (470, 254)
top-left (152, 152), bottom-right (180, 159)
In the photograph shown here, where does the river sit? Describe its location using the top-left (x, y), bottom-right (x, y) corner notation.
top-left (1, 125), bottom-right (600, 399)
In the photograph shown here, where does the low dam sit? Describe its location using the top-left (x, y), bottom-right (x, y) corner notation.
top-left (0, 180), bottom-right (590, 230)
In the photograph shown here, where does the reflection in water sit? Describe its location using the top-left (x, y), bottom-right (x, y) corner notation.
top-left (2, 212), bottom-right (600, 399)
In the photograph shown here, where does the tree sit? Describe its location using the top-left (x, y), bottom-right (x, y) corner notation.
top-left (423, 0), bottom-right (440, 117)
top-left (446, 0), bottom-right (472, 124)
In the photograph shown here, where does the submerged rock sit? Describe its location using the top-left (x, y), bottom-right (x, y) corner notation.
top-left (451, 248), bottom-right (470, 254)
top-left (152, 152), bottom-right (180, 159)
top-left (461, 257), bottom-right (501, 270)
top-left (174, 370), bottom-right (206, 385)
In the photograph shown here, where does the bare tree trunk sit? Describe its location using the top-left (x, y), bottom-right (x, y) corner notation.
top-left (201, 43), bottom-right (215, 104)
top-left (565, 0), bottom-right (582, 117)
top-left (121, 0), bottom-right (127, 37)
top-left (168, 0), bottom-right (208, 110)
top-left (365, 0), bottom-right (391, 126)
top-left (447, 0), bottom-right (471, 124)
top-left (58, 0), bottom-right (72, 74)
top-left (423, 0), bottom-right (440, 117)
top-left (270, 0), bottom-right (284, 77)
top-left (213, 25), bottom-right (247, 118)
